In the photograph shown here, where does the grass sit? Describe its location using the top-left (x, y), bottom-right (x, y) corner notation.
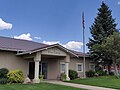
top-left (0, 83), bottom-right (86, 90)
top-left (68, 76), bottom-right (120, 89)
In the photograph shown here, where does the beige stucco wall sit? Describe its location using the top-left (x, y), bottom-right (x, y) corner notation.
top-left (42, 58), bottom-right (64, 80)
top-left (43, 56), bottom-right (94, 79)
top-left (0, 49), bottom-right (94, 80)
top-left (70, 57), bottom-right (93, 77)
top-left (0, 51), bottom-right (29, 77)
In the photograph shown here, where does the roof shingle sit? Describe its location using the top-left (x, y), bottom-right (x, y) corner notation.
top-left (0, 36), bottom-right (48, 51)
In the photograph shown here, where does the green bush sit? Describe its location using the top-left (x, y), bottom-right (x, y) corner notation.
top-left (0, 68), bottom-right (9, 78)
top-left (0, 68), bottom-right (9, 84)
top-left (86, 70), bottom-right (95, 77)
top-left (60, 73), bottom-right (67, 81)
top-left (69, 69), bottom-right (78, 80)
top-left (109, 72), bottom-right (114, 75)
top-left (7, 69), bottom-right (24, 83)
top-left (39, 74), bottom-right (44, 81)
top-left (96, 70), bottom-right (106, 76)
top-left (0, 78), bottom-right (8, 84)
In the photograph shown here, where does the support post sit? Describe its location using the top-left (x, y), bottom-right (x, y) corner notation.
top-left (33, 52), bottom-right (41, 83)
top-left (65, 62), bottom-right (70, 80)
top-left (65, 55), bottom-right (70, 81)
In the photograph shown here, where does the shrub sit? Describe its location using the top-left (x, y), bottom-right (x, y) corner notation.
top-left (60, 73), bottom-right (66, 81)
top-left (69, 69), bottom-right (78, 80)
top-left (109, 72), bottom-right (114, 75)
top-left (0, 68), bottom-right (9, 78)
top-left (0, 68), bottom-right (9, 84)
top-left (96, 70), bottom-right (106, 76)
top-left (0, 78), bottom-right (8, 84)
top-left (7, 69), bottom-right (24, 83)
top-left (39, 74), bottom-right (44, 81)
top-left (86, 70), bottom-right (95, 77)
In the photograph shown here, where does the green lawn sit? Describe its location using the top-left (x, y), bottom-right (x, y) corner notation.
top-left (68, 76), bottom-right (120, 89)
top-left (0, 83), bottom-right (85, 90)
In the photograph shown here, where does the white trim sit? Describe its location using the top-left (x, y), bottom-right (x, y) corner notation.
top-left (60, 62), bottom-right (65, 73)
top-left (89, 64), bottom-right (95, 71)
top-left (76, 63), bottom-right (83, 72)
top-left (16, 44), bottom-right (79, 57)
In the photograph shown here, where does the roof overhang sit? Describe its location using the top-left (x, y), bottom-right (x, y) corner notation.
top-left (16, 44), bottom-right (79, 58)
top-left (0, 47), bottom-right (24, 52)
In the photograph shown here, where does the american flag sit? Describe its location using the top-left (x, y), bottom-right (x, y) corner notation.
top-left (82, 12), bottom-right (85, 29)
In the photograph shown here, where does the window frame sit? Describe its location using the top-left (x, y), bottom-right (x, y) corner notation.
top-left (89, 64), bottom-right (95, 71)
top-left (60, 62), bottom-right (65, 73)
top-left (76, 63), bottom-right (83, 72)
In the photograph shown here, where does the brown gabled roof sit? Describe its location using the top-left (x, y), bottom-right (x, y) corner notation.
top-left (0, 36), bottom-right (48, 51)
top-left (0, 36), bottom-right (89, 57)
top-left (69, 50), bottom-right (89, 57)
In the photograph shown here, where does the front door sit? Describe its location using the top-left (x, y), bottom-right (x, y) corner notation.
top-left (29, 62), bottom-right (35, 79)
top-left (29, 62), bottom-right (48, 79)
top-left (40, 63), bottom-right (48, 79)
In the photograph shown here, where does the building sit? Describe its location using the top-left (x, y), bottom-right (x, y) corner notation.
top-left (0, 36), bottom-right (94, 83)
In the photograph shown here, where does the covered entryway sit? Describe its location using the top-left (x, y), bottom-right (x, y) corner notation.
top-left (20, 45), bottom-right (73, 83)
top-left (28, 55), bottom-right (66, 80)
top-left (41, 55), bottom-right (66, 80)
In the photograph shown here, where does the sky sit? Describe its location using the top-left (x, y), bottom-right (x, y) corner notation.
top-left (0, 0), bottom-right (120, 52)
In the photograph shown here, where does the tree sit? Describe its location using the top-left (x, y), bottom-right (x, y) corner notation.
top-left (87, 1), bottom-right (118, 71)
top-left (101, 32), bottom-right (120, 76)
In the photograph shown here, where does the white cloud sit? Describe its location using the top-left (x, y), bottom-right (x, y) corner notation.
top-left (34, 37), bottom-right (41, 40)
top-left (118, 1), bottom-right (120, 5)
top-left (14, 33), bottom-right (32, 41)
top-left (43, 40), bottom-right (83, 51)
top-left (43, 41), bottom-right (60, 45)
top-left (0, 18), bottom-right (12, 30)
top-left (63, 41), bottom-right (83, 51)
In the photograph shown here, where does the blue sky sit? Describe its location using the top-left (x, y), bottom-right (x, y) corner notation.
top-left (0, 0), bottom-right (120, 52)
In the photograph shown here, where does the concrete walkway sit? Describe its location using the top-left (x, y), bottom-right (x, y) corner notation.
top-left (44, 80), bottom-right (117, 90)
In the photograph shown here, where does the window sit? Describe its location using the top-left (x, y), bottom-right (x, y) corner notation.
top-left (89, 64), bottom-right (95, 71)
top-left (60, 62), bottom-right (65, 73)
top-left (76, 63), bottom-right (83, 72)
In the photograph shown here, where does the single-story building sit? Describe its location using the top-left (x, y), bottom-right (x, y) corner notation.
top-left (0, 36), bottom-right (94, 83)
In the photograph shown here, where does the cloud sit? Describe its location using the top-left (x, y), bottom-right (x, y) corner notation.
top-left (43, 41), bottom-right (60, 45)
top-left (63, 41), bottom-right (83, 51)
top-left (43, 40), bottom-right (83, 51)
top-left (118, 1), bottom-right (120, 5)
top-left (14, 33), bottom-right (32, 41)
top-left (0, 18), bottom-right (12, 30)
top-left (34, 37), bottom-right (41, 40)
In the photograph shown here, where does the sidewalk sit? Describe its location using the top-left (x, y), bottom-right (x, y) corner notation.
top-left (44, 80), bottom-right (117, 90)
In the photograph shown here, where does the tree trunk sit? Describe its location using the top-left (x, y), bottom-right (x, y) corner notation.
top-left (108, 65), bottom-right (111, 75)
top-left (113, 59), bottom-right (119, 77)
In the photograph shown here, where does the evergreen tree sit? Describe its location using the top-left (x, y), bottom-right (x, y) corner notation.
top-left (87, 2), bottom-right (118, 70)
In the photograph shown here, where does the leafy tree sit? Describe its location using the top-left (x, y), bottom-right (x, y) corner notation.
top-left (87, 1), bottom-right (118, 71)
top-left (100, 32), bottom-right (120, 76)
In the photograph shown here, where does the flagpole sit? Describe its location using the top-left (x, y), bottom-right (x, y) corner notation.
top-left (82, 12), bottom-right (86, 78)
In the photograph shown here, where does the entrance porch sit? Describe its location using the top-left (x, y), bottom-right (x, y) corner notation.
top-left (28, 55), bottom-right (66, 80)
top-left (23, 46), bottom-right (71, 83)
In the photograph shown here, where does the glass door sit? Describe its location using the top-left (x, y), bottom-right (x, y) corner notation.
top-left (39, 63), bottom-right (48, 79)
